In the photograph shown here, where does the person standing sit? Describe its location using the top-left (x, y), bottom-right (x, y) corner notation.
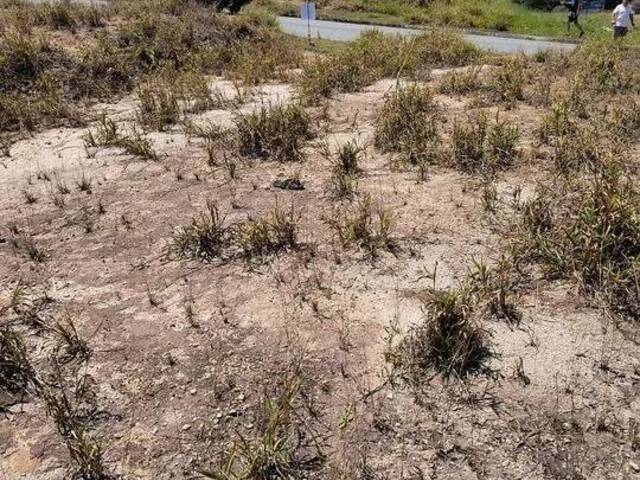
top-left (612, 0), bottom-right (635, 39)
top-left (565, 0), bottom-right (585, 38)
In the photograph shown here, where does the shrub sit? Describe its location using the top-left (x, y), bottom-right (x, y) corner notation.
top-left (32, 2), bottom-right (107, 31)
top-left (551, 126), bottom-right (605, 173)
top-left (488, 116), bottom-right (521, 168)
top-left (196, 0), bottom-right (253, 14)
top-left (330, 169), bottom-right (358, 200)
top-left (537, 100), bottom-right (577, 145)
top-left (137, 76), bottom-right (182, 129)
top-left (235, 104), bottom-right (312, 162)
top-left (0, 3), bottom-right (300, 137)
top-left (605, 96), bottom-right (640, 142)
top-left (513, 0), bottom-right (560, 10)
top-left (137, 67), bottom-right (215, 129)
top-left (226, 30), bottom-right (302, 85)
top-left (374, 84), bottom-right (441, 164)
top-left (467, 257), bottom-right (522, 325)
top-left (329, 140), bottom-right (363, 199)
top-left (452, 114), bottom-right (488, 172)
top-left (0, 33), bottom-right (59, 90)
top-left (335, 140), bottom-right (363, 176)
top-left (538, 100), bottom-right (609, 173)
top-left (486, 56), bottom-right (528, 107)
top-left (571, 41), bottom-right (639, 95)
top-left (119, 128), bottom-right (158, 161)
top-left (83, 114), bottom-right (120, 148)
top-left (0, 34), bottom-right (78, 131)
top-left (71, 33), bottom-right (138, 98)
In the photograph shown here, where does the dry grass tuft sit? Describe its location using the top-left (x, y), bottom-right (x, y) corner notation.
top-left (451, 112), bottom-right (520, 173)
top-left (517, 161), bottom-right (640, 320)
top-left (330, 193), bottom-right (397, 257)
top-left (236, 104), bottom-right (312, 162)
top-left (394, 285), bottom-right (491, 379)
top-left (168, 201), bottom-right (300, 263)
top-left (201, 379), bottom-right (322, 480)
top-left (374, 84), bottom-right (441, 165)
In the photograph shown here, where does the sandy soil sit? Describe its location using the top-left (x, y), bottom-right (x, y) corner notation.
top-left (1, 74), bottom-right (639, 480)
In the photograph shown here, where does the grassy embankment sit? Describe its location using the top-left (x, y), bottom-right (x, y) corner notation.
top-left (261, 0), bottom-right (640, 42)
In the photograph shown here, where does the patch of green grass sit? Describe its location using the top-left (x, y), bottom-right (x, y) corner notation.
top-left (31, 1), bottom-right (108, 31)
top-left (237, 203), bottom-right (299, 259)
top-left (438, 66), bottom-right (483, 95)
top-left (0, 325), bottom-right (35, 404)
top-left (328, 140), bottom-right (363, 199)
top-left (297, 31), bottom-right (407, 103)
top-left (168, 200), bottom-right (228, 262)
top-left (168, 201), bottom-right (300, 263)
top-left (0, 2), bottom-right (301, 139)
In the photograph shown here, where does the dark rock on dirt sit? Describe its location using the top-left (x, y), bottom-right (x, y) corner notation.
top-left (273, 178), bottom-right (305, 191)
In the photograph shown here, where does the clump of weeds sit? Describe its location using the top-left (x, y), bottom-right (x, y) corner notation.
top-left (235, 104), bottom-right (313, 162)
top-left (328, 140), bottom-right (364, 199)
top-left (516, 160), bottom-right (640, 320)
top-left (329, 193), bottom-right (397, 257)
top-left (201, 379), bottom-right (322, 480)
top-left (451, 112), bottom-right (520, 173)
top-left (374, 84), bottom-right (442, 166)
top-left (391, 284), bottom-right (492, 380)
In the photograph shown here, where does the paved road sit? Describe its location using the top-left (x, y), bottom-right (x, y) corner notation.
top-left (278, 16), bottom-right (576, 55)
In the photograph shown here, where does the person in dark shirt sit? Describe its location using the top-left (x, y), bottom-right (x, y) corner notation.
top-left (565, 0), bottom-right (585, 37)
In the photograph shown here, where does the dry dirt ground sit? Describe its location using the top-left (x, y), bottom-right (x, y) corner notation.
top-left (1, 72), bottom-right (640, 479)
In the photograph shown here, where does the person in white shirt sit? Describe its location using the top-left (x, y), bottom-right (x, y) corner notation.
top-left (612, 0), bottom-right (635, 39)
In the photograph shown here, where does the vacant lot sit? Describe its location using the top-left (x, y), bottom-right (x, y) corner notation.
top-left (1, 1), bottom-right (640, 479)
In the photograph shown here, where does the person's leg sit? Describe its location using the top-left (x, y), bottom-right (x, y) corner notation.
top-left (614, 26), bottom-right (628, 39)
top-left (576, 19), bottom-right (584, 37)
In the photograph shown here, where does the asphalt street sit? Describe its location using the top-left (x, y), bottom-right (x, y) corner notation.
top-left (278, 16), bottom-right (577, 55)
